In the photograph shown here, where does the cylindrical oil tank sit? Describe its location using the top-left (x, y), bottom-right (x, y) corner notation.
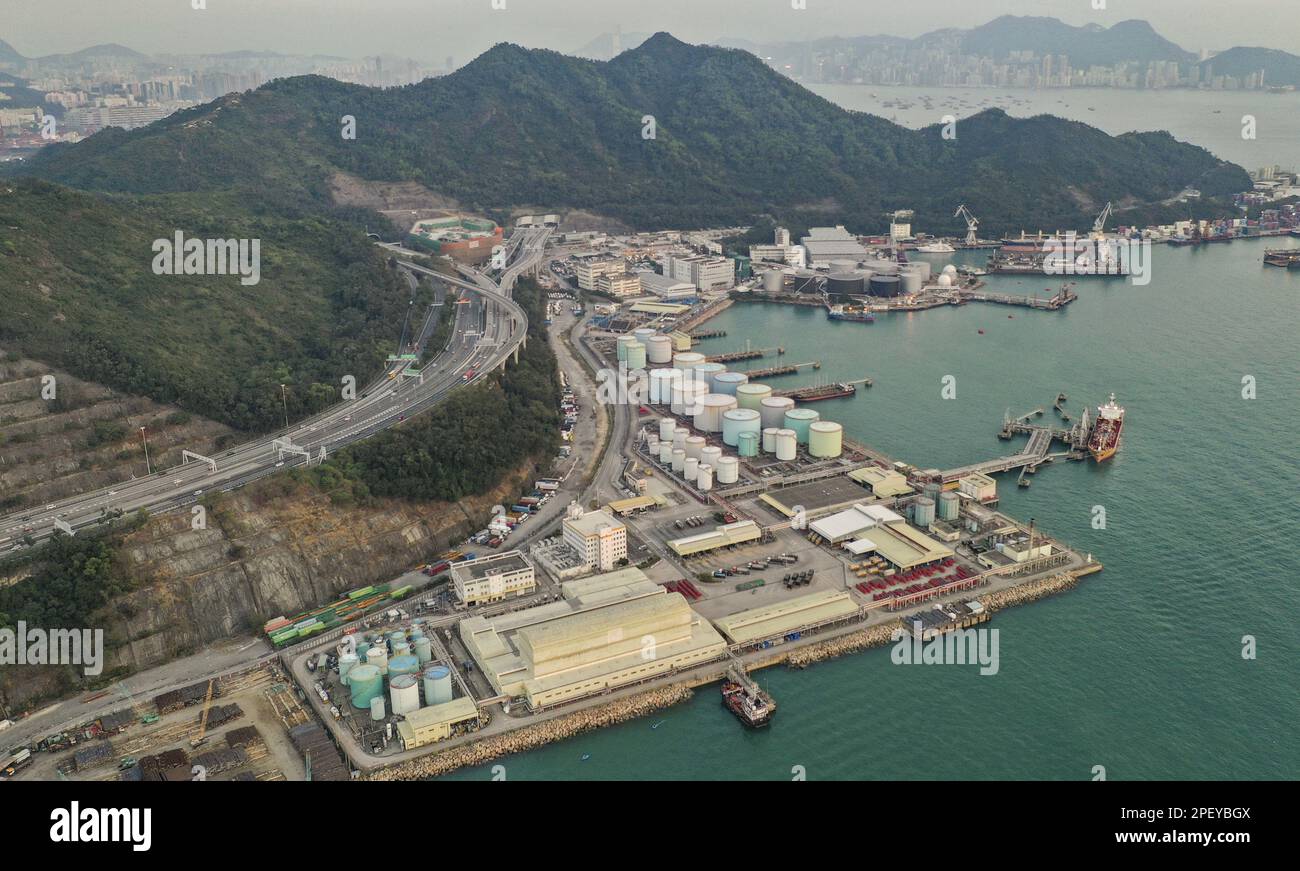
top-left (697, 464), bottom-right (713, 491)
top-left (737, 431), bottom-right (760, 458)
top-left (869, 275), bottom-right (901, 297)
top-left (646, 335), bottom-right (674, 365)
top-left (783, 408), bottom-right (821, 444)
top-left (392, 641), bottom-right (410, 658)
top-left (388, 654), bottom-right (420, 680)
top-left (658, 417), bottom-right (677, 441)
top-left (701, 445), bottom-right (723, 469)
top-left (616, 335), bottom-right (636, 362)
top-left (762, 269), bottom-right (785, 293)
top-left (938, 491), bottom-right (961, 522)
top-left (625, 341), bottom-right (647, 371)
top-left (348, 664), bottom-right (383, 710)
top-left (712, 371), bottom-right (748, 395)
top-left (672, 427), bottom-right (688, 450)
top-left (364, 645), bottom-right (388, 674)
top-left (369, 696), bottom-right (386, 721)
top-left (790, 270), bottom-right (820, 294)
top-left (775, 428), bottom-right (798, 461)
top-left (721, 408), bottom-right (762, 446)
top-left (899, 269), bottom-right (923, 296)
top-left (659, 442), bottom-right (673, 463)
top-left (694, 394), bottom-right (737, 433)
top-left (808, 421), bottom-right (844, 458)
top-left (694, 362), bottom-right (726, 390)
top-left (355, 640), bottom-right (371, 660)
top-left (338, 653), bottom-right (359, 685)
top-left (762, 427), bottom-right (779, 453)
top-left (908, 260), bottom-right (932, 281)
top-left (671, 380), bottom-right (707, 416)
top-left (759, 396), bottom-right (795, 430)
top-left (830, 259), bottom-right (858, 272)
top-left (872, 260), bottom-right (900, 276)
top-left (671, 449), bottom-right (686, 473)
top-left (683, 456), bottom-right (699, 483)
top-left (654, 369), bottom-right (682, 405)
top-left (634, 327), bottom-right (656, 343)
top-left (413, 638), bottom-right (433, 665)
top-left (827, 271), bottom-right (866, 297)
top-left (736, 383), bottom-right (773, 411)
top-left (673, 351), bottom-right (705, 371)
top-left (715, 455), bottom-right (740, 484)
top-left (424, 665), bottom-right (453, 705)
top-left (647, 435), bottom-right (659, 454)
top-left (684, 436), bottom-right (706, 460)
top-left (913, 497), bottom-right (936, 527)
top-left (390, 674), bottom-right (420, 715)
top-left (922, 481), bottom-right (942, 503)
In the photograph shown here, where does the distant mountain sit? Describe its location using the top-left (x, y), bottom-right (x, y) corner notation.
top-left (12, 32), bottom-right (1247, 234)
top-left (1200, 46), bottom-right (1300, 87)
top-left (0, 38), bottom-right (23, 65)
top-left (955, 16), bottom-right (1195, 67)
top-left (48, 42), bottom-right (147, 61)
top-left (572, 31), bottom-right (652, 61)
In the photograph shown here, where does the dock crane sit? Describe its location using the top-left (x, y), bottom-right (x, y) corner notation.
top-left (1091, 201), bottom-right (1113, 238)
top-left (954, 204), bottom-right (979, 246)
top-left (189, 679), bottom-right (215, 749)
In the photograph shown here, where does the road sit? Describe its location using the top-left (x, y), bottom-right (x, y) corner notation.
top-left (0, 228), bottom-right (549, 551)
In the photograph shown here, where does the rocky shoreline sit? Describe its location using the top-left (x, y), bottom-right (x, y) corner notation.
top-left (366, 683), bottom-right (694, 781)
top-left (785, 619), bottom-right (905, 668)
top-left (977, 572), bottom-right (1079, 613)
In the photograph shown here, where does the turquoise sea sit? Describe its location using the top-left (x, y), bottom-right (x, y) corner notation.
top-left (444, 236), bottom-right (1300, 780)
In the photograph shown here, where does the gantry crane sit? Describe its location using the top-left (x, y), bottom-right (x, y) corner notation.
top-left (954, 204), bottom-right (979, 246)
top-left (1092, 201), bottom-right (1113, 237)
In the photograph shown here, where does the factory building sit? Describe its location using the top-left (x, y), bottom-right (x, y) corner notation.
top-left (713, 590), bottom-right (859, 645)
top-left (848, 466), bottom-right (914, 498)
top-left (450, 550), bottom-right (537, 606)
top-left (458, 568), bottom-right (727, 709)
top-left (575, 256), bottom-right (627, 291)
top-left (597, 272), bottom-right (642, 298)
top-left (394, 698), bottom-right (482, 750)
top-left (668, 519), bottom-right (762, 558)
top-left (636, 270), bottom-right (697, 301)
top-left (562, 507), bottom-right (627, 571)
top-left (808, 503), bottom-right (953, 570)
top-left (665, 253), bottom-right (735, 291)
top-left (799, 225), bottom-right (868, 265)
top-left (958, 472), bottom-right (998, 504)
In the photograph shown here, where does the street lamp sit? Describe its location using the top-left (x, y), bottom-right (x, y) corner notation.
top-left (280, 384), bottom-right (290, 431)
top-left (139, 426), bottom-right (152, 475)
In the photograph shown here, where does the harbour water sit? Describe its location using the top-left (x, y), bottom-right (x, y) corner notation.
top-left (442, 237), bottom-right (1299, 780)
top-left (810, 84), bottom-right (1300, 169)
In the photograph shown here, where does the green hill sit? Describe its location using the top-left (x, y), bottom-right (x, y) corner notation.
top-left (957, 16), bottom-right (1195, 67)
top-left (13, 33), bottom-right (1248, 235)
top-left (0, 180), bottom-right (409, 431)
top-left (1199, 46), bottom-right (1300, 87)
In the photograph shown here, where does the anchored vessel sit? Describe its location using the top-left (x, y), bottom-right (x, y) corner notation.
top-left (721, 677), bottom-right (775, 728)
top-left (1088, 392), bottom-right (1125, 462)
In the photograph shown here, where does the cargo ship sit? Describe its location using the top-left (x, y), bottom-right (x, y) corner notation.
top-left (778, 382), bottom-right (858, 402)
top-left (827, 304), bottom-right (875, 323)
top-left (1087, 392), bottom-right (1125, 462)
top-left (721, 677), bottom-right (775, 728)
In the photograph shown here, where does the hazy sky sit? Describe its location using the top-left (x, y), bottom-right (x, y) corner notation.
top-left (3, 0), bottom-right (1298, 63)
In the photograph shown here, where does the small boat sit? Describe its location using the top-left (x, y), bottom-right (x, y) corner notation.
top-left (580, 753), bottom-right (591, 761)
top-left (978, 329), bottom-right (985, 335)
top-left (651, 720), bottom-right (664, 730)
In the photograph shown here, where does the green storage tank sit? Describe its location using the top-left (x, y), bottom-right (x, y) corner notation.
top-left (348, 664), bottom-right (383, 709)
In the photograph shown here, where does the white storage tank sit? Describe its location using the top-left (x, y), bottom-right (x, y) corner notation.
top-left (701, 445), bottom-right (723, 469)
top-left (696, 464), bottom-right (713, 491)
top-left (671, 380), bottom-right (708, 416)
top-left (634, 327), bottom-right (657, 343)
top-left (694, 394), bottom-right (738, 432)
top-left (659, 442), bottom-right (673, 463)
top-left (721, 408), bottom-right (762, 446)
top-left (625, 341), bottom-right (647, 371)
top-left (658, 417), bottom-right (677, 441)
top-left (683, 456), bottom-right (699, 483)
top-left (616, 335), bottom-right (637, 362)
top-left (339, 653), bottom-right (359, 685)
top-left (762, 427), bottom-right (779, 453)
top-left (390, 674), bottom-right (420, 716)
top-left (369, 696), bottom-right (386, 721)
top-left (423, 665), bottom-right (453, 706)
top-left (715, 455), bottom-right (740, 484)
top-left (694, 363), bottom-right (726, 391)
top-left (364, 645), bottom-right (388, 675)
top-left (672, 427), bottom-right (688, 449)
top-left (646, 335), bottom-right (674, 364)
top-left (712, 371), bottom-right (748, 395)
top-left (762, 269), bottom-right (785, 293)
top-left (671, 449), bottom-right (686, 473)
top-left (673, 351), bottom-right (705, 371)
top-left (684, 435), bottom-right (706, 460)
top-left (808, 421), bottom-right (844, 458)
top-left (775, 428), bottom-right (798, 461)
top-left (735, 383), bottom-right (773, 411)
top-left (759, 396), bottom-right (795, 430)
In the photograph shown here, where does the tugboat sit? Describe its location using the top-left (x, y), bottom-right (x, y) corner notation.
top-left (1088, 393), bottom-right (1125, 462)
top-left (721, 671), bottom-right (775, 728)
